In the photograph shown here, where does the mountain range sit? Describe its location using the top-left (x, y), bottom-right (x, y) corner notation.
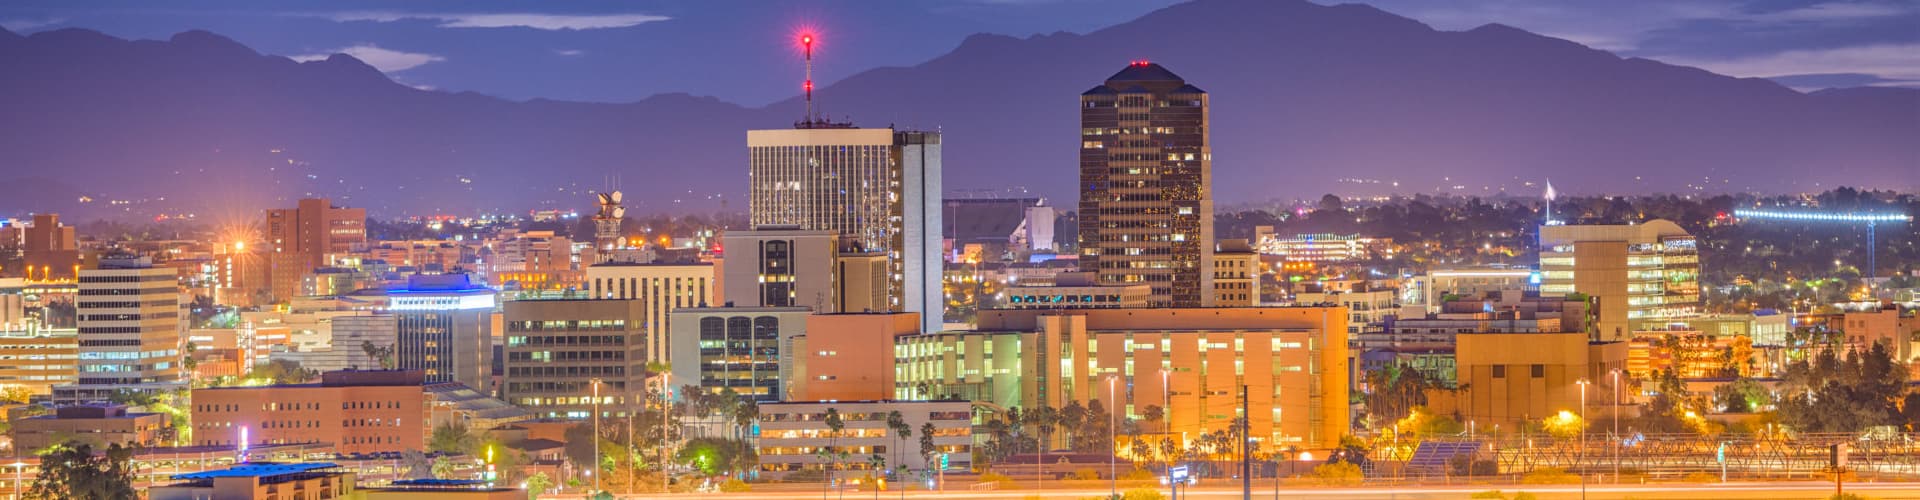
top-left (1, 0), bottom-right (1914, 219)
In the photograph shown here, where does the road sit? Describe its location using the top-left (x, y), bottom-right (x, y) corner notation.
top-left (555, 481), bottom-right (1920, 499)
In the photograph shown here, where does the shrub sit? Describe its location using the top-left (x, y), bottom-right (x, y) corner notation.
top-left (1513, 493), bottom-right (1538, 500)
top-left (719, 479), bottom-right (750, 492)
top-left (980, 472), bottom-right (1016, 488)
top-left (1521, 467), bottom-right (1579, 485)
top-left (1449, 454), bottom-right (1500, 476)
top-left (1120, 467), bottom-right (1157, 481)
top-left (1072, 468), bottom-right (1102, 480)
top-left (782, 469), bottom-right (825, 482)
top-left (1469, 490), bottom-right (1506, 499)
top-left (1312, 462), bottom-right (1364, 486)
top-left (1121, 488), bottom-right (1167, 500)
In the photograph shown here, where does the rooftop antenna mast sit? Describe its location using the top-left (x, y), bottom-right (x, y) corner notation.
top-left (802, 33), bottom-right (815, 122)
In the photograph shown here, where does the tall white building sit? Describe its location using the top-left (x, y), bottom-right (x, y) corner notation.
top-left (747, 127), bottom-right (943, 334)
top-left (57, 256), bottom-right (185, 403)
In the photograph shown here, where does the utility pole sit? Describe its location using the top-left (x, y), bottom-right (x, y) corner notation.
top-left (1241, 385), bottom-right (1251, 500)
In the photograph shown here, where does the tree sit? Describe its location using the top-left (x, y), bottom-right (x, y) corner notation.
top-left (1141, 405), bottom-right (1166, 434)
top-left (885, 410), bottom-right (910, 476)
top-left (1777, 342), bottom-right (1908, 433)
top-left (28, 442), bottom-right (136, 499)
top-left (1364, 363), bottom-right (1436, 427)
top-left (525, 471), bottom-right (554, 500)
top-left (919, 422), bottom-right (937, 470)
top-left (431, 421), bottom-right (480, 455)
top-left (564, 423), bottom-right (600, 475)
top-left (676, 437), bottom-right (757, 476)
top-left (246, 358), bottom-right (316, 384)
top-left (361, 340), bottom-right (395, 369)
top-left (824, 408), bottom-right (846, 485)
top-left (1712, 377), bottom-right (1771, 413)
top-left (0, 385), bottom-right (32, 405)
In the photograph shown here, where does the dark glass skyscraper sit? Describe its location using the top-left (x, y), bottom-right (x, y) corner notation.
top-left (1077, 62), bottom-right (1214, 307)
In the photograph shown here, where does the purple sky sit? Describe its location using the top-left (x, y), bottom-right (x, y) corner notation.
top-left (3, 0), bottom-right (1914, 106)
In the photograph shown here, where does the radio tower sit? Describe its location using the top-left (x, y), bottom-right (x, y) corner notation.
top-left (802, 32), bottom-right (814, 122)
top-left (794, 31), bottom-right (850, 129)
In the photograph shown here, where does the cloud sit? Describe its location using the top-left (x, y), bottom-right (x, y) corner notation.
top-left (554, 49), bottom-right (586, 57)
top-left (292, 44), bottom-right (446, 72)
top-left (325, 11), bottom-right (668, 31)
top-left (0, 17), bottom-right (65, 32)
top-left (1667, 43), bottom-right (1920, 85)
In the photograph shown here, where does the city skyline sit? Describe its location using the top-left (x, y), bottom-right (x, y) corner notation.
top-left (0, 0), bottom-right (1914, 219)
top-left (0, 2), bottom-right (1917, 499)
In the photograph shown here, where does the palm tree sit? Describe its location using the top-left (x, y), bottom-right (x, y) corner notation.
top-left (825, 408), bottom-right (845, 491)
top-left (884, 411), bottom-right (910, 478)
top-left (1058, 401), bottom-right (1087, 449)
top-left (1142, 405), bottom-right (1166, 434)
top-left (730, 399), bottom-right (760, 443)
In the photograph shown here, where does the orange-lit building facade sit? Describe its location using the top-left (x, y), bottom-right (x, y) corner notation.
top-left (789, 312), bottom-right (921, 401)
top-left (265, 198), bottom-right (366, 303)
top-left (896, 307), bottom-right (1350, 450)
top-left (191, 370), bottom-right (428, 454)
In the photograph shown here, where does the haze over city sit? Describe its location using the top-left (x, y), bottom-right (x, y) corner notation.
top-left (0, 1), bottom-right (1915, 500)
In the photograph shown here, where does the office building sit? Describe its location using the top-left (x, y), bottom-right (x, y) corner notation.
top-left (721, 226), bottom-right (839, 311)
top-left (57, 256), bottom-right (185, 403)
top-left (789, 312), bottom-right (921, 402)
top-left (1077, 62), bottom-right (1213, 307)
top-left (668, 306), bottom-right (810, 402)
top-left (1213, 239), bottom-right (1258, 306)
top-left (12, 404), bottom-right (168, 451)
top-left (747, 127), bottom-right (944, 334)
top-left (390, 274), bottom-right (495, 388)
top-left (191, 370), bottom-right (428, 455)
top-left (20, 214), bottom-right (80, 282)
top-left (1540, 220), bottom-right (1700, 341)
top-left (266, 198), bottom-right (366, 303)
top-left (755, 400), bottom-right (973, 478)
top-left (0, 325), bottom-right (78, 395)
top-left (894, 307), bottom-right (1350, 450)
top-left (1295, 285), bottom-right (1399, 335)
top-left (502, 298), bottom-right (647, 419)
top-left (152, 462), bottom-right (356, 500)
top-left (584, 261), bottom-right (716, 365)
top-left (1256, 233), bottom-right (1392, 263)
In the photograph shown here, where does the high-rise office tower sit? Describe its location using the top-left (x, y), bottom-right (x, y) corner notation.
top-left (746, 128), bottom-right (943, 334)
top-left (265, 198), bottom-right (366, 302)
top-left (1077, 61), bottom-right (1214, 307)
top-left (56, 256), bottom-right (185, 403)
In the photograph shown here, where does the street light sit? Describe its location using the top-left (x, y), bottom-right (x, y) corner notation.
top-left (10, 461), bottom-right (26, 500)
top-left (1109, 375), bottom-right (1118, 499)
top-left (1576, 378), bottom-right (1589, 498)
top-left (1610, 368), bottom-right (1621, 483)
top-left (591, 377), bottom-right (603, 495)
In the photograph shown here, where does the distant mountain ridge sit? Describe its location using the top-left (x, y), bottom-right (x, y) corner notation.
top-left (0, 0), bottom-right (1912, 218)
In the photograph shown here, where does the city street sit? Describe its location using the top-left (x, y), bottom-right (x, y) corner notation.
top-left (562, 481), bottom-right (1920, 500)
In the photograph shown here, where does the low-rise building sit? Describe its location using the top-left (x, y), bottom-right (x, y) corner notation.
top-left (151, 462), bottom-right (356, 500)
top-left (501, 298), bottom-right (648, 420)
top-left (1450, 333), bottom-right (1628, 429)
top-left (191, 370), bottom-right (428, 454)
top-left (0, 326), bottom-right (77, 395)
top-left (895, 307), bottom-right (1351, 450)
top-left (756, 400), bottom-right (973, 478)
top-left (12, 404), bottom-right (168, 451)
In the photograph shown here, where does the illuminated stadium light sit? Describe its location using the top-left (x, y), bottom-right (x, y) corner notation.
top-left (1731, 209), bottom-right (1911, 223)
top-left (1733, 208), bottom-right (1912, 281)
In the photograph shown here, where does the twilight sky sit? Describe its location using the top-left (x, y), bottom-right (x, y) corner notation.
top-left (2, 0), bottom-right (1915, 105)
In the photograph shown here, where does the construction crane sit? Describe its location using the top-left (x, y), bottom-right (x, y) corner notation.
top-left (1732, 209), bottom-right (1913, 282)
